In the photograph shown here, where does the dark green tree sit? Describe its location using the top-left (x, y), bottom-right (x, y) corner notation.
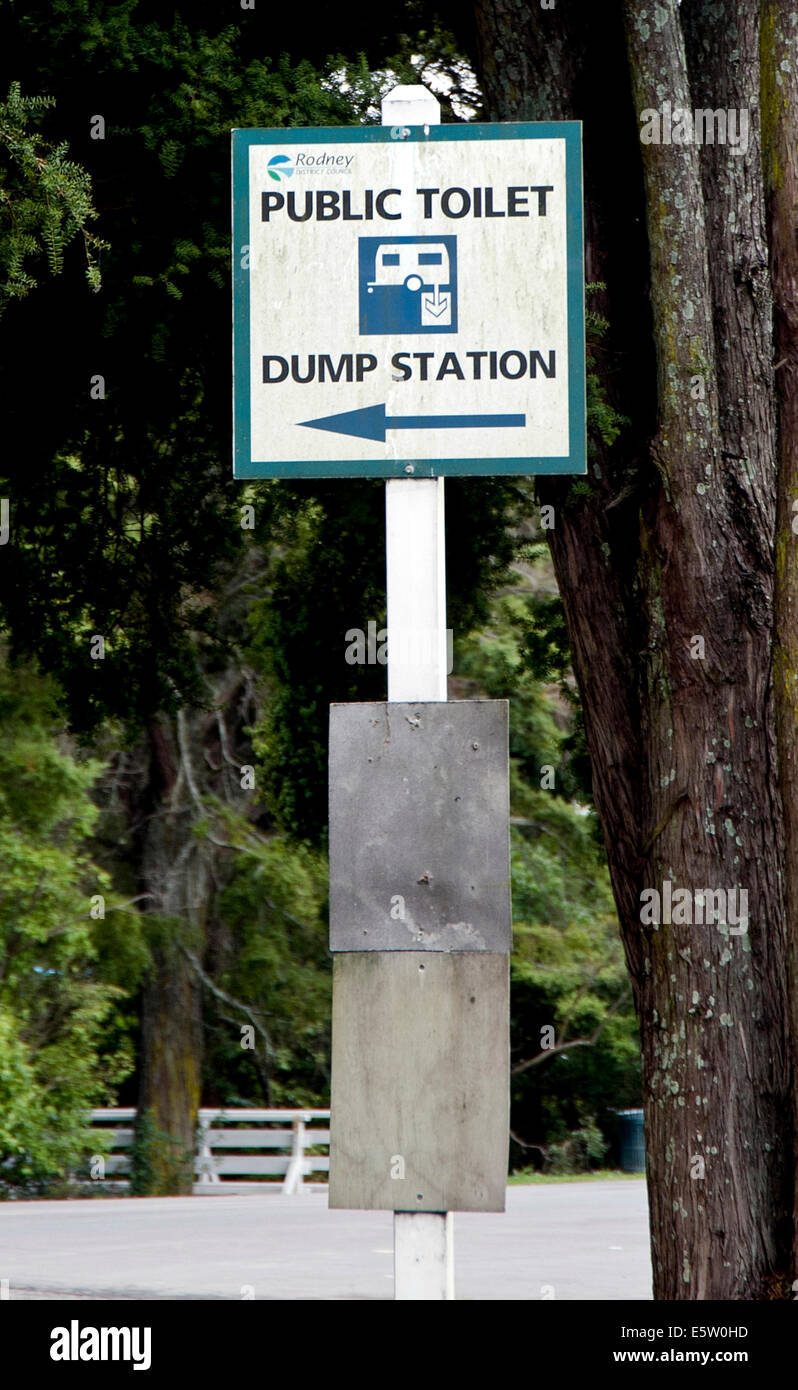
top-left (0, 3), bottom-right (531, 1189)
top-left (0, 653), bottom-right (146, 1192)
top-left (0, 1), bottom-right (644, 1206)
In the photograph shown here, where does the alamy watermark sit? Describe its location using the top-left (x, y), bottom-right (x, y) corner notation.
top-left (345, 621), bottom-right (453, 674)
top-left (640, 881), bottom-right (748, 934)
top-left (640, 103), bottom-right (749, 156)
top-left (50, 1321), bottom-right (151, 1370)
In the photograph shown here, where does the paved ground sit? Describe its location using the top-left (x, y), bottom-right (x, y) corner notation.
top-left (0, 1180), bottom-right (651, 1300)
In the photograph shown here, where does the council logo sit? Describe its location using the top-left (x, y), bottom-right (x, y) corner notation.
top-left (267, 154), bottom-right (294, 182)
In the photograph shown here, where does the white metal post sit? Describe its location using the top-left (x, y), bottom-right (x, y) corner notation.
top-left (385, 475), bottom-right (447, 703)
top-left (394, 1211), bottom-right (454, 1300)
top-left (381, 83), bottom-right (454, 1301)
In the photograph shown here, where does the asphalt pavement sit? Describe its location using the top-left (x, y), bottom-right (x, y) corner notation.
top-left (0, 1179), bottom-right (651, 1301)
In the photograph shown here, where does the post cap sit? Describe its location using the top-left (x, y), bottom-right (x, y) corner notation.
top-left (381, 84), bottom-right (441, 129)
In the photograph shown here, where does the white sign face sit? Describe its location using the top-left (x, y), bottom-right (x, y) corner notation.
top-left (232, 122), bottom-right (585, 478)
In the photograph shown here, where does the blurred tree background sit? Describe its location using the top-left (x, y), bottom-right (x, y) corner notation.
top-left (0, 0), bottom-right (640, 1194)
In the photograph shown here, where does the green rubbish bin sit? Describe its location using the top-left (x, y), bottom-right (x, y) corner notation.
top-left (617, 1108), bottom-right (646, 1172)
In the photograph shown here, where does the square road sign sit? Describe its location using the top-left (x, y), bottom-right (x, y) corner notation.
top-left (232, 121), bottom-right (585, 479)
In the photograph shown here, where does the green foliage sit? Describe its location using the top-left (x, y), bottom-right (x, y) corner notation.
top-left (325, 20), bottom-right (483, 125)
top-left (200, 812), bottom-right (331, 1107)
top-left (248, 485), bottom-right (387, 843)
top-left (546, 1116), bottom-right (608, 1175)
top-left (510, 886), bottom-right (640, 1172)
top-left (129, 1109), bottom-right (193, 1196)
top-left (248, 478), bottom-right (525, 845)
top-left (563, 284), bottom-right (631, 508)
top-left (456, 574), bottom-right (640, 1167)
top-left (0, 81), bottom-right (106, 310)
top-left (455, 566), bottom-right (592, 805)
top-left (0, 5), bottom-right (642, 1169)
top-left (0, 13), bottom-right (355, 733)
top-left (585, 282), bottom-right (629, 450)
top-left (0, 655), bottom-right (145, 1192)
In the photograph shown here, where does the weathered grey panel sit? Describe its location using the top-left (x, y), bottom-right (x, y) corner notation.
top-left (329, 700), bottom-right (510, 952)
top-left (329, 952), bottom-right (509, 1212)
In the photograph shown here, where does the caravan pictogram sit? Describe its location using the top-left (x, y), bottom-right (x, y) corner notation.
top-left (358, 235), bottom-right (458, 334)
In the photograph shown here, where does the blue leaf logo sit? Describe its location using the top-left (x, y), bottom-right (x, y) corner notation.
top-left (267, 154), bottom-right (294, 182)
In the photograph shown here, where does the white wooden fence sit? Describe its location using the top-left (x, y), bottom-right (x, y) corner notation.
top-left (88, 1108), bottom-right (330, 1194)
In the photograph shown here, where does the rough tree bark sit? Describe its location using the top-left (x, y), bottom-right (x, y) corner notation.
top-left (134, 715), bottom-right (207, 1193)
top-left (764, 0), bottom-right (798, 1272)
top-left (473, 0), bottom-right (795, 1297)
top-left (129, 663), bottom-right (260, 1194)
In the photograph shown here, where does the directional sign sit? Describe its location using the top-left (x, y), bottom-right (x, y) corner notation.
top-left (232, 122), bottom-right (585, 479)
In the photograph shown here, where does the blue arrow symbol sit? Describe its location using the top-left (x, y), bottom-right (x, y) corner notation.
top-left (299, 404), bottom-right (526, 443)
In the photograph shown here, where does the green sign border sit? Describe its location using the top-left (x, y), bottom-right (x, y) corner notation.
top-left (232, 121), bottom-right (585, 479)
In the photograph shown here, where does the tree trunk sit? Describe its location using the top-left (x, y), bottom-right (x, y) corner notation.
top-left (472, 0), bottom-right (794, 1297)
top-left (131, 663), bottom-right (259, 1192)
top-left (137, 939), bottom-right (203, 1193)
top-left (134, 717), bottom-right (205, 1194)
top-left (764, 0), bottom-right (798, 1273)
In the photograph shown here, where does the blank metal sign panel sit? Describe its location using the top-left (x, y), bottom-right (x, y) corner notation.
top-left (329, 951), bottom-right (509, 1212)
top-left (328, 699), bottom-right (510, 952)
